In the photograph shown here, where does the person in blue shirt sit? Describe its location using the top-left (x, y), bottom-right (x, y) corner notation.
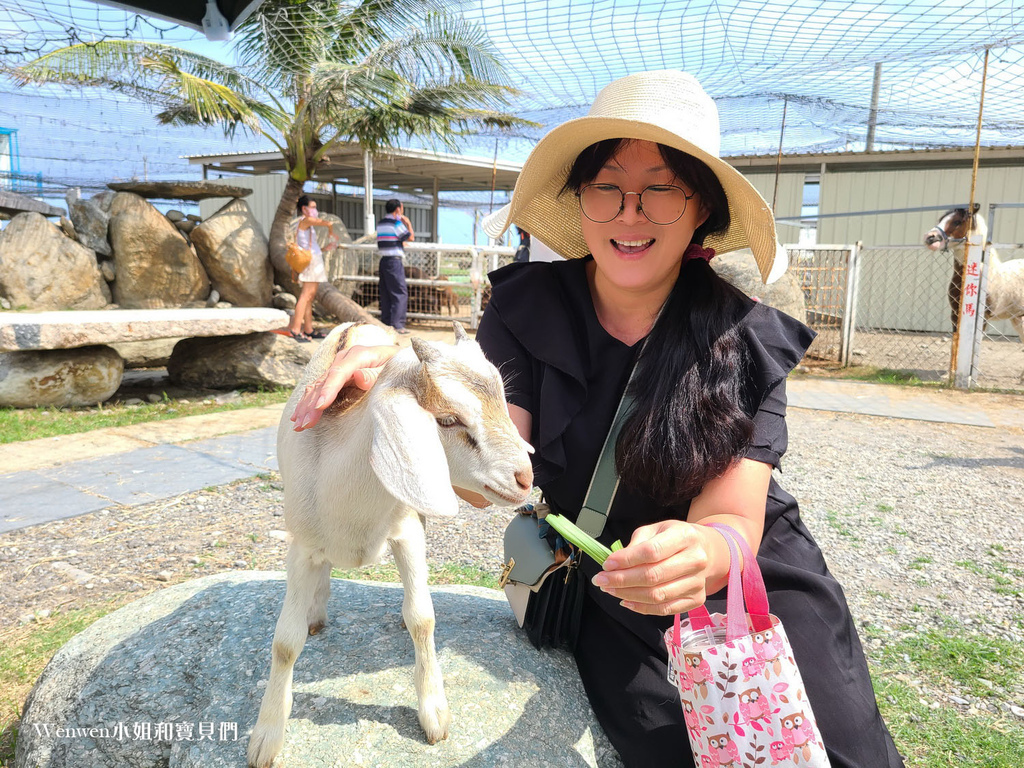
top-left (375, 199), bottom-right (415, 334)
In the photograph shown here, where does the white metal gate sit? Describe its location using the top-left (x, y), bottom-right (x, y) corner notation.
top-left (323, 242), bottom-right (516, 329)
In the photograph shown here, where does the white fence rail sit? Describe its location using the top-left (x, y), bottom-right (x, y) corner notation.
top-left (322, 242), bottom-right (516, 329)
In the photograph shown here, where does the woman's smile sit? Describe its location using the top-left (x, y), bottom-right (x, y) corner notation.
top-left (611, 237), bottom-right (655, 256)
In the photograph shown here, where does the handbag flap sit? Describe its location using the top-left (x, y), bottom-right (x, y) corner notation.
top-left (503, 513), bottom-right (556, 587)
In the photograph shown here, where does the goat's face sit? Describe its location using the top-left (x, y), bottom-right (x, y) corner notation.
top-left (409, 332), bottom-right (533, 507)
top-left (366, 326), bottom-right (533, 516)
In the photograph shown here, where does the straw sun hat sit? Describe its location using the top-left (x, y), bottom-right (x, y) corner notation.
top-left (482, 70), bottom-right (788, 284)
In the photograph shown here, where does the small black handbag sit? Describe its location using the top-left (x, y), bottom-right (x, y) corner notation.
top-left (499, 384), bottom-right (634, 651)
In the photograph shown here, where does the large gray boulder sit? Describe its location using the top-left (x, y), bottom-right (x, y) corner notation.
top-left (712, 249), bottom-right (807, 323)
top-left (0, 213), bottom-right (109, 310)
top-left (108, 193), bottom-right (210, 309)
top-left (65, 188), bottom-right (112, 257)
top-left (190, 200), bottom-right (273, 307)
top-left (168, 332), bottom-right (313, 389)
top-left (109, 338), bottom-right (182, 369)
top-left (16, 572), bottom-right (621, 768)
top-left (0, 345), bottom-right (123, 407)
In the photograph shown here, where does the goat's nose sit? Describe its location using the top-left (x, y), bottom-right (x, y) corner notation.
top-left (515, 465), bottom-right (533, 491)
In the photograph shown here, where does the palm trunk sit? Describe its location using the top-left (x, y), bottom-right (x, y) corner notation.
top-left (269, 172), bottom-right (387, 329)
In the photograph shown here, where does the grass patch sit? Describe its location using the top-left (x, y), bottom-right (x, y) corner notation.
top-left (331, 563), bottom-right (500, 590)
top-left (839, 367), bottom-right (942, 387)
top-left (871, 622), bottom-right (1024, 765)
top-left (875, 674), bottom-right (1024, 768)
top-left (879, 626), bottom-right (1023, 698)
top-left (907, 555), bottom-right (933, 571)
top-left (1, 603), bottom-right (120, 764)
top-left (0, 388), bottom-right (291, 445)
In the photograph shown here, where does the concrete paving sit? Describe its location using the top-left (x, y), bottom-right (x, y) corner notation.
top-left (1, 351), bottom-right (1021, 534)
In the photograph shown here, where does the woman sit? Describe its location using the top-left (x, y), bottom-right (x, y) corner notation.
top-left (290, 71), bottom-right (903, 767)
top-left (288, 195), bottom-right (334, 341)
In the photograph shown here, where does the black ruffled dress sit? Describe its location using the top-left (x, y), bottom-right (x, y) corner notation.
top-left (476, 257), bottom-right (904, 768)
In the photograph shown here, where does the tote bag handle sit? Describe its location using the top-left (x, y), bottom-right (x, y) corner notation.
top-left (673, 523), bottom-right (772, 645)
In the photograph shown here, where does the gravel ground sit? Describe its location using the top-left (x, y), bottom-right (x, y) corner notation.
top-left (2, 407), bottom-right (1023, 721)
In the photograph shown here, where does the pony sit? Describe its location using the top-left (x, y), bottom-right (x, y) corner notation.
top-left (924, 205), bottom-right (1024, 379)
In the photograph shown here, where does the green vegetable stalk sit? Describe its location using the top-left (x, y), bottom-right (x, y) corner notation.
top-left (545, 514), bottom-right (623, 565)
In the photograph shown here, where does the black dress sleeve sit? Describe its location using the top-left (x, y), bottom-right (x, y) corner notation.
top-left (744, 379), bottom-right (788, 469)
top-left (476, 304), bottom-right (534, 411)
top-left (738, 302), bottom-right (815, 469)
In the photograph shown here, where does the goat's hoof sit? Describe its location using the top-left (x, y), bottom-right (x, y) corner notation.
top-left (419, 697), bottom-right (451, 745)
top-left (247, 723), bottom-right (285, 768)
top-left (308, 620), bottom-right (326, 636)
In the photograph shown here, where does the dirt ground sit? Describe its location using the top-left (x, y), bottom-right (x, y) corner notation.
top-left (807, 326), bottom-right (1024, 391)
top-left (0, 476), bottom-right (291, 633)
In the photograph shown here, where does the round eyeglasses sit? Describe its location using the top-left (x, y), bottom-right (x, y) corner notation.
top-left (577, 183), bottom-right (696, 225)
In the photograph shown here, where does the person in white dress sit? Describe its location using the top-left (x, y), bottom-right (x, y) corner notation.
top-left (289, 195), bottom-right (334, 341)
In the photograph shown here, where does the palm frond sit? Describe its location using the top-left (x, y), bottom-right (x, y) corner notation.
top-left (13, 41), bottom-right (289, 139)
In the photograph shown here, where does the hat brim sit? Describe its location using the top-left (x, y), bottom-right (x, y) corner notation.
top-left (483, 116), bottom-right (784, 284)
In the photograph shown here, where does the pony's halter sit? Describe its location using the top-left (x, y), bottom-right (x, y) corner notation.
top-left (926, 225), bottom-right (951, 252)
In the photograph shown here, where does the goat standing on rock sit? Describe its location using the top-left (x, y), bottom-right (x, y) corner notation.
top-left (247, 322), bottom-right (533, 768)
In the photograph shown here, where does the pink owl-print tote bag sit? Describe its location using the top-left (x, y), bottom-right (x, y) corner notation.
top-left (664, 523), bottom-right (831, 768)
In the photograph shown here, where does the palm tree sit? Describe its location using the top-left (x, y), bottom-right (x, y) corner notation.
top-left (13, 0), bottom-right (527, 324)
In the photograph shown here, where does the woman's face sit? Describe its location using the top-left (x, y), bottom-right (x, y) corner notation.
top-left (579, 140), bottom-right (709, 294)
top-left (302, 202), bottom-right (317, 218)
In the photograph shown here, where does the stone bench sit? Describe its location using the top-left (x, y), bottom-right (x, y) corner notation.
top-left (15, 573), bottom-right (621, 768)
top-left (0, 307), bottom-right (289, 352)
top-left (0, 308), bottom-right (295, 407)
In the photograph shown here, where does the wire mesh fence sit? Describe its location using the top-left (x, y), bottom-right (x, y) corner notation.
top-left (323, 242), bottom-right (516, 328)
top-left (850, 245), bottom-right (958, 381)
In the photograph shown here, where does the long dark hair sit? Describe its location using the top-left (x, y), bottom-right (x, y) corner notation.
top-left (563, 139), bottom-right (755, 505)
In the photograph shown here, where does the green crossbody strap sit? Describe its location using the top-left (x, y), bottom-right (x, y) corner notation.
top-left (575, 379), bottom-right (637, 539)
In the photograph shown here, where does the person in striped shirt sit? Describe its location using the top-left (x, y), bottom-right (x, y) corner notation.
top-left (375, 199), bottom-right (415, 334)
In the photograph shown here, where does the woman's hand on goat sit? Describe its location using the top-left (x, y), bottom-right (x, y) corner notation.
top-left (292, 344), bottom-right (399, 431)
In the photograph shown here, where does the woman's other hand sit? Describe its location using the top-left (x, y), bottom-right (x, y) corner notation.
top-left (591, 520), bottom-right (718, 616)
top-left (291, 344), bottom-right (399, 431)
top-left (592, 459), bottom-right (769, 615)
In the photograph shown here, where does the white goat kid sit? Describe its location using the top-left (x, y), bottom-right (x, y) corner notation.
top-left (247, 322), bottom-right (533, 768)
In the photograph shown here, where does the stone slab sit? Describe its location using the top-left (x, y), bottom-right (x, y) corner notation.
top-left (0, 308), bottom-right (290, 352)
top-left (0, 471), bottom-right (110, 533)
top-left (119, 405), bottom-right (284, 446)
top-left (0, 190), bottom-right (64, 218)
top-left (16, 573), bottom-right (621, 768)
top-left (106, 181), bottom-right (253, 201)
top-left (38, 444), bottom-right (253, 507)
top-left (788, 378), bottom-right (996, 427)
top-left (0, 431), bottom-right (152, 474)
top-left (186, 428), bottom-right (279, 473)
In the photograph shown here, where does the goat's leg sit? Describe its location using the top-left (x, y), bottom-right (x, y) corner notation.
top-left (306, 560), bottom-right (332, 635)
top-left (1012, 315), bottom-right (1024, 383)
top-left (248, 544), bottom-right (327, 768)
top-left (389, 514), bottom-right (450, 745)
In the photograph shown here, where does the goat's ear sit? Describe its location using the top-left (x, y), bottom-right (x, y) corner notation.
top-left (369, 391), bottom-right (459, 516)
top-left (410, 336), bottom-right (440, 364)
top-left (452, 321), bottom-right (469, 344)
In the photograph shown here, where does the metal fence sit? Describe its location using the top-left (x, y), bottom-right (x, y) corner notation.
top-left (850, 244), bottom-right (958, 381)
top-left (323, 242), bottom-right (516, 329)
